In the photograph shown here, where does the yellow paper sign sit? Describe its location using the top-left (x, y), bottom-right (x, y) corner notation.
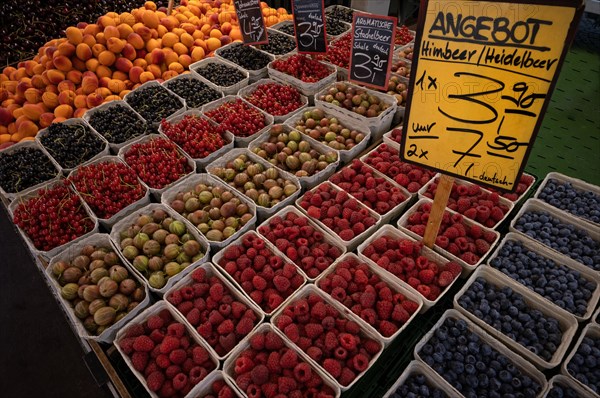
top-left (401, 0), bottom-right (583, 191)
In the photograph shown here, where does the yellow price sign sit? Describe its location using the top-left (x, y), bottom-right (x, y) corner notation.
top-left (401, 0), bottom-right (584, 191)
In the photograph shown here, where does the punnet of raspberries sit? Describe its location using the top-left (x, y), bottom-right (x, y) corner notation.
top-left (299, 182), bottom-right (379, 243)
top-left (423, 177), bottom-right (511, 228)
top-left (487, 173), bottom-right (535, 202)
top-left (274, 289), bottom-right (383, 386)
top-left (68, 160), bottom-right (146, 220)
top-left (12, 181), bottom-right (95, 251)
top-left (229, 327), bottom-right (337, 397)
top-left (122, 137), bottom-right (193, 190)
top-left (257, 209), bottom-right (344, 279)
top-left (243, 83), bottom-right (305, 117)
top-left (360, 232), bottom-right (462, 302)
top-left (318, 255), bottom-right (421, 338)
top-left (362, 144), bottom-right (436, 193)
top-left (160, 115), bottom-right (228, 160)
top-left (204, 98), bottom-right (268, 138)
top-left (217, 232), bottom-right (305, 314)
top-left (403, 201), bottom-right (498, 265)
top-left (271, 55), bottom-right (333, 83)
top-left (166, 267), bottom-right (261, 357)
top-left (330, 159), bottom-right (408, 215)
top-left (388, 127), bottom-right (403, 144)
top-left (117, 306), bottom-right (216, 397)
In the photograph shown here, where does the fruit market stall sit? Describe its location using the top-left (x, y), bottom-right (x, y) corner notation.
top-left (1, 1), bottom-right (599, 398)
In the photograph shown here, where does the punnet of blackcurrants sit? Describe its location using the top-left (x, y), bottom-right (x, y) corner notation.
top-left (256, 31), bottom-right (296, 56)
top-left (165, 77), bottom-right (222, 109)
top-left (39, 121), bottom-right (106, 170)
top-left (68, 160), bottom-right (146, 220)
top-left (326, 15), bottom-right (350, 36)
top-left (193, 62), bottom-right (246, 88)
top-left (122, 137), bottom-right (193, 190)
top-left (12, 181), bottom-right (95, 252)
top-left (125, 85), bottom-right (183, 124)
top-left (326, 5), bottom-right (353, 23)
top-left (537, 178), bottom-right (600, 224)
top-left (204, 99), bottom-right (267, 138)
top-left (160, 115), bottom-right (227, 159)
top-left (218, 43), bottom-right (272, 71)
top-left (243, 83), bottom-right (304, 116)
top-left (86, 103), bottom-right (148, 145)
top-left (0, 146), bottom-right (59, 194)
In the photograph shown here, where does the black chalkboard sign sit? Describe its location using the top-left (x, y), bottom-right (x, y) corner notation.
top-left (291, 0), bottom-right (327, 54)
top-left (234, 0), bottom-right (268, 45)
top-left (349, 12), bottom-right (397, 90)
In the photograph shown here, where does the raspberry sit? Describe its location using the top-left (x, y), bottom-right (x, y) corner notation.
top-left (218, 319), bottom-right (235, 335)
top-left (147, 370), bottom-right (165, 392)
top-left (398, 240), bottom-right (415, 256)
top-left (280, 347), bottom-right (299, 368)
top-left (119, 337), bottom-right (136, 355)
top-left (322, 358), bottom-right (342, 379)
top-left (456, 198), bottom-right (471, 213)
top-left (251, 364), bottom-right (270, 385)
top-left (284, 323), bottom-right (301, 343)
top-left (235, 316), bottom-right (255, 336)
top-left (277, 376), bottom-right (297, 395)
top-left (437, 270), bottom-right (454, 287)
top-left (379, 320), bottom-right (398, 337)
top-left (338, 229), bottom-right (355, 241)
top-left (189, 366), bottom-right (208, 385)
top-left (376, 300), bottom-right (393, 320)
top-left (339, 368), bottom-right (356, 386)
top-left (461, 252), bottom-right (480, 265)
top-left (392, 305), bottom-right (410, 323)
top-left (133, 335), bottom-right (155, 352)
top-left (339, 333), bottom-right (356, 350)
top-left (264, 331), bottom-right (284, 351)
top-left (131, 351), bottom-right (149, 372)
top-left (192, 346), bottom-right (210, 365)
top-left (476, 205), bottom-right (491, 221)
top-left (304, 323), bottom-right (324, 339)
top-left (401, 300), bottom-right (420, 314)
top-left (483, 230), bottom-right (497, 243)
top-left (352, 353), bottom-right (370, 372)
top-left (273, 275), bottom-right (291, 292)
top-left (416, 285), bottom-right (431, 299)
top-left (169, 348), bottom-right (187, 365)
top-left (359, 291), bottom-right (376, 308)
top-left (147, 315), bottom-right (164, 331)
top-left (172, 373), bottom-right (188, 391)
top-left (475, 239), bottom-right (491, 255)
top-left (160, 336), bottom-right (180, 354)
top-left (418, 269), bottom-right (435, 284)
top-left (293, 362), bottom-right (312, 383)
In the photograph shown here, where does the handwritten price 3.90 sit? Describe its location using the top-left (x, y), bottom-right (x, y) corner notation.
top-left (352, 53), bottom-right (386, 83)
top-left (297, 21), bottom-right (323, 50)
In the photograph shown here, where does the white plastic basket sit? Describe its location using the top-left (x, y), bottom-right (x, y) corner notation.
top-left (211, 230), bottom-right (307, 317)
top-left (561, 323), bottom-right (600, 396)
top-left (206, 148), bottom-right (302, 222)
top-left (67, 155), bottom-right (151, 229)
top-left (215, 42), bottom-right (275, 83)
top-left (117, 134), bottom-right (196, 201)
top-left (486, 232), bottom-right (600, 322)
top-left (0, 140), bottom-right (61, 202)
top-left (8, 178), bottom-right (99, 261)
top-left (158, 109), bottom-right (235, 171)
top-left (36, 118), bottom-right (110, 175)
top-left (397, 198), bottom-right (500, 275)
top-left (418, 175), bottom-right (516, 230)
top-left (256, 205), bottom-right (346, 282)
top-left (162, 72), bottom-right (224, 109)
top-left (247, 124), bottom-right (340, 190)
top-left (382, 126), bottom-right (403, 148)
top-left (83, 100), bottom-right (148, 152)
top-left (186, 370), bottom-right (244, 398)
top-left (267, 54), bottom-right (337, 102)
top-left (222, 323), bottom-right (341, 398)
top-left (251, 28), bottom-right (297, 59)
top-left (109, 203), bottom-right (210, 295)
top-left (237, 78), bottom-right (309, 123)
top-left (509, 198), bottom-right (600, 273)
top-left (314, 252), bottom-right (423, 345)
top-left (189, 57), bottom-right (250, 96)
top-left (542, 374), bottom-right (595, 398)
top-left (295, 181), bottom-right (382, 251)
top-left (201, 95), bottom-right (275, 148)
top-left (114, 301), bottom-right (219, 398)
top-left (414, 309), bottom-right (548, 397)
top-left (160, 173), bottom-right (257, 251)
top-left (534, 171), bottom-right (600, 227)
top-left (284, 106), bottom-right (371, 164)
top-left (314, 82), bottom-right (397, 140)
top-left (45, 233), bottom-right (151, 343)
top-left (123, 80), bottom-right (186, 127)
top-left (454, 266), bottom-right (578, 369)
top-left (594, 306), bottom-right (600, 324)
top-left (356, 225), bottom-right (460, 312)
top-left (382, 360), bottom-right (462, 398)
top-left (164, 262), bottom-right (265, 362)
top-left (270, 284), bottom-right (384, 392)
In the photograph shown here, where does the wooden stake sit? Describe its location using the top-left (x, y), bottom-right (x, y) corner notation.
top-left (422, 174), bottom-right (454, 248)
top-left (167, 0), bottom-right (174, 15)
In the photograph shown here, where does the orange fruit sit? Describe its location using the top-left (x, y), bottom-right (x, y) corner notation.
top-left (206, 37), bottom-right (221, 52)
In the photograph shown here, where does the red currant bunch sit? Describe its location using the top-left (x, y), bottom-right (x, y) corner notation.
top-left (160, 115), bottom-right (226, 159)
top-left (13, 181), bottom-right (95, 251)
top-left (123, 137), bottom-right (192, 189)
top-left (244, 83), bottom-right (304, 116)
top-left (326, 33), bottom-right (351, 69)
top-left (271, 55), bottom-right (332, 83)
top-left (395, 25), bottom-right (414, 45)
top-left (204, 99), bottom-right (267, 138)
top-left (69, 161), bottom-right (146, 219)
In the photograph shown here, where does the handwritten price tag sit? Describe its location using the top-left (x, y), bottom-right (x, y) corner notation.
top-left (292, 0), bottom-right (327, 54)
top-left (401, 0), bottom-right (583, 192)
top-left (234, 0), bottom-right (268, 45)
top-left (349, 12), bottom-right (397, 90)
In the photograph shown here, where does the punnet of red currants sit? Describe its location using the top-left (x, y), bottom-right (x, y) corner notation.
top-left (204, 99), bottom-right (267, 138)
top-left (160, 115), bottom-right (228, 159)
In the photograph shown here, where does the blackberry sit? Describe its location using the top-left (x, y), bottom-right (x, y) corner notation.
top-left (0, 146), bottom-right (59, 193)
top-left (86, 103), bottom-right (147, 144)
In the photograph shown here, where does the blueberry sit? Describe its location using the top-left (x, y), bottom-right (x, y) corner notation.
top-left (392, 371), bottom-right (449, 398)
top-left (566, 335), bottom-right (600, 393)
top-left (538, 178), bottom-right (600, 224)
top-left (547, 382), bottom-right (580, 398)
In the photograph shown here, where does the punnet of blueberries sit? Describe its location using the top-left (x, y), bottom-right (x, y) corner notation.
top-left (566, 333), bottom-right (600, 393)
top-left (86, 103), bottom-right (148, 145)
top-left (458, 277), bottom-right (563, 362)
top-left (257, 31), bottom-right (296, 55)
top-left (418, 316), bottom-right (542, 397)
top-left (326, 5), bottom-right (353, 23)
top-left (490, 240), bottom-right (596, 317)
top-left (389, 372), bottom-right (448, 398)
top-left (514, 209), bottom-right (600, 271)
top-left (538, 178), bottom-right (600, 224)
top-left (193, 62), bottom-right (247, 88)
top-left (0, 146), bottom-right (59, 193)
top-left (218, 43), bottom-right (272, 71)
top-left (125, 85), bottom-right (182, 124)
top-left (165, 77), bottom-right (222, 109)
top-left (546, 381), bottom-right (583, 398)
top-left (39, 121), bottom-right (106, 170)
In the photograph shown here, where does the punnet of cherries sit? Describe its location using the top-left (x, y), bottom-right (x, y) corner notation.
top-left (243, 83), bottom-right (304, 117)
top-left (272, 55), bottom-right (333, 83)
